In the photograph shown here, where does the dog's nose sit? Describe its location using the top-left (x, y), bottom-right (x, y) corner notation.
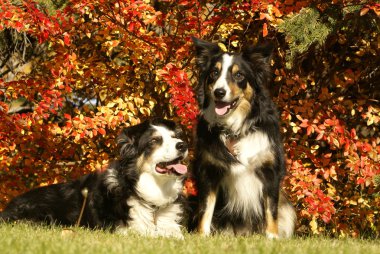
top-left (176, 142), bottom-right (188, 153)
top-left (214, 88), bottom-right (226, 99)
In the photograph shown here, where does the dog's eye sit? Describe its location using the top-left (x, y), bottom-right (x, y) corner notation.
top-left (210, 69), bottom-right (219, 79)
top-left (150, 137), bottom-right (162, 145)
top-left (234, 72), bottom-right (244, 81)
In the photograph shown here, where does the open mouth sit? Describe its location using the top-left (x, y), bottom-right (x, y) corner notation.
top-left (214, 98), bottom-right (239, 116)
top-left (155, 157), bottom-right (187, 176)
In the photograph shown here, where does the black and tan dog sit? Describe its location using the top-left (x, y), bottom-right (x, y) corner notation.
top-left (188, 38), bottom-right (296, 238)
top-left (0, 118), bottom-right (188, 238)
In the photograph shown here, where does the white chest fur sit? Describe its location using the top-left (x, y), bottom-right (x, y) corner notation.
top-left (221, 131), bottom-right (274, 219)
top-left (135, 172), bottom-right (183, 207)
top-left (115, 172), bottom-right (184, 239)
top-left (115, 197), bottom-right (183, 239)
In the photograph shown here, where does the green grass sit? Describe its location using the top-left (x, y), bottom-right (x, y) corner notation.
top-left (0, 223), bottom-right (378, 254)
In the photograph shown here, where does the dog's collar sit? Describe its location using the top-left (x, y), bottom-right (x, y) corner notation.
top-left (136, 196), bottom-right (170, 229)
top-left (137, 195), bottom-right (171, 211)
top-left (221, 130), bottom-right (240, 157)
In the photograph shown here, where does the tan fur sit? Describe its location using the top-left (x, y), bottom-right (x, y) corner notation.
top-left (215, 62), bottom-right (222, 71)
top-left (265, 198), bottom-right (279, 238)
top-left (198, 190), bottom-right (218, 235)
top-left (243, 83), bottom-right (254, 101)
top-left (202, 151), bottom-right (228, 169)
top-left (231, 64), bottom-right (239, 74)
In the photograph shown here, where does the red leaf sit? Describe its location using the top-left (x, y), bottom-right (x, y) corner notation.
top-left (316, 131), bottom-right (324, 140)
top-left (63, 33), bottom-right (71, 46)
top-left (98, 128), bottom-right (106, 135)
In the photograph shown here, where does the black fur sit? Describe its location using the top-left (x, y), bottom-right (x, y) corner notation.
top-left (189, 38), bottom-right (294, 237)
top-left (0, 118), bottom-right (187, 233)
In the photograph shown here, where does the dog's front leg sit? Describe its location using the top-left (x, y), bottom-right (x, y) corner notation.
top-left (198, 188), bottom-right (218, 236)
top-left (265, 186), bottom-right (280, 239)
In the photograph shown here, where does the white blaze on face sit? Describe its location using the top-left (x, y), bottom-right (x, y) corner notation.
top-left (213, 54), bottom-right (234, 102)
top-left (151, 125), bottom-right (183, 163)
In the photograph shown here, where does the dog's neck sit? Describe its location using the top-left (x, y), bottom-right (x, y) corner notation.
top-left (220, 129), bottom-right (241, 157)
top-left (135, 172), bottom-right (182, 208)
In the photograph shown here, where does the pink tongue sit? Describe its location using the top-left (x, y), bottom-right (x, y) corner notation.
top-left (155, 166), bottom-right (167, 173)
top-left (215, 106), bottom-right (229, 115)
top-left (167, 164), bottom-right (187, 175)
top-left (215, 102), bottom-right (231, 115)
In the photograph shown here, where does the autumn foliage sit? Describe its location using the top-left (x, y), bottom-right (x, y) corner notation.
top-left (0, 0), bottom-right (379, 237)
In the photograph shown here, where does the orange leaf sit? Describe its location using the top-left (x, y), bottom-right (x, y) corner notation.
top-left (360, 7), bottom-right (369, 16)
top-left (98, 128), bottom-right (106, 135)
top-left (262, 23), bottom-right (268, 37)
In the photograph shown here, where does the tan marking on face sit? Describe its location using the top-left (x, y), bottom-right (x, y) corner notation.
top-left (228, 81), bottom-right (241, 98)
top-left (243, 83), bottom-right (254, 101)
top-left (227, 64), bottom-right (241, 98)
top-left (228, 82), bottom-right (254, 121)
top-left (215, 62), bottom-right (222, 71)
top-left (231, 64), bottom-right (240, 75)
top-left (232, 98), bottom-right (251, 120)
top-left (207, 62), bottom-right (223, 93)
top-left (136, 154), bottom-right (149, 173)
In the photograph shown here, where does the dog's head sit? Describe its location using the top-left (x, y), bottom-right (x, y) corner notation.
top-left (117, 118), bottom-right (188, 178)
top-left (192, 37), bottom-right (273, 132)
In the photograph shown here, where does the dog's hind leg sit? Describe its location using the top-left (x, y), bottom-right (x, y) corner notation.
top-left (277, 192), bottom-right (296, 238)
top-left (198, 188), bottom-right (218, 236)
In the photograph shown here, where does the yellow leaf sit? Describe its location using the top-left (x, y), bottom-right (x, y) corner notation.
top-left (292, 126), bottom-right (300, 133)
top-left (139, 107), bottom-right (151, 116)
top-left (107, 102), bottom-right (116, 108)
top-left (310, 218), bottom-right (318, 234)
top-left (218, 43), bottom-right (227, 52)
top-left (349, 200), bottom-right (357, 205)
top-left (100, 90), bottom-right (107, 101)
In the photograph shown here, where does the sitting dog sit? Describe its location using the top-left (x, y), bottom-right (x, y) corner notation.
top-left (188, 37), bottom-right (296, 238)
top-left (0, 118), bottom-right (188, 238)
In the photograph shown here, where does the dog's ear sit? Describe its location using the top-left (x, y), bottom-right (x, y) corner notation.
top-left (192, 37), bottom-right (221, 70)
top-left (242, 43), bottom-right (274, 88)
top-left (117, 126), bottom-right (140, 159)
top-left (242, 43), bottom-right (274, 66)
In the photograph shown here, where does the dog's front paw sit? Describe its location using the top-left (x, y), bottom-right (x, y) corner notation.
top-left (198, 225), bottom-right (211, 236)
top-left (170, 231), bottom-right (185, 240)
top-left (266, 231), bottom-right (279, 239)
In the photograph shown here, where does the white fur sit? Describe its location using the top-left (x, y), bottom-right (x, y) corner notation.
top-left (113, 124), bottom-right (187, 239)
top-left (136, 172), bottom-right (183, 207)
top-left (116, 197), bottom-right (184, 239)
top-left (213, 54), bottom-right (234, 100)
top-left (266, 232), bottom-right (279, 239)
top-left (233, 131), bottom-right (274, 167)
top-left (278, 200), bottom-right (296, 238)
top-left (221, 131), bottom-right (274, 219)
top-left (150, 125), bottom-right (188, 169)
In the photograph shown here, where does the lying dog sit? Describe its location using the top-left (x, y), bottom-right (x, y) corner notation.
top-left (189, 38), bottom-right (296, 238)
top-left (0, 118), bottom-right (188, 238)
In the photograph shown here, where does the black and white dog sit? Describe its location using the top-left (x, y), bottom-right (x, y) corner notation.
top-left (188, 38), bottom-right (296, 238)
top-left (0, 118), bottom-right (188, 238)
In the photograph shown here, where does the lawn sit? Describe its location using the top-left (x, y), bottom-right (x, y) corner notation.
top-left (0, 223), bottom-right (378, 254)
